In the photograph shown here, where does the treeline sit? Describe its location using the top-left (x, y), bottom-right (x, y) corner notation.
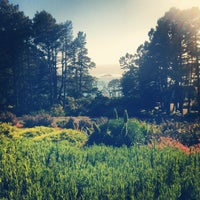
top-left (1, 0), bottom-right (200, 118)
top-left (120, 7), bottom-right (200, 116)
top-left (0, 0), bottom-right (96, 115)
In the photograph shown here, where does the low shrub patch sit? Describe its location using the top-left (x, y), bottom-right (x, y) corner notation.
top-left (22, 113), bottom-right (53, 128)
top-left (87, 117), bottom-right (159, 147)
top-left (0, 111), bottom-right (17, 125)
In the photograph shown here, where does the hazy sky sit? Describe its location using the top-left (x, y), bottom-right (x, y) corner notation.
top-left (9, 0), bottom-right (200, 75)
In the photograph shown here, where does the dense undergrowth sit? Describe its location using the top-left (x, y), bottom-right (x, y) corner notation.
top-left (0, 120), bottom-right (200, 199)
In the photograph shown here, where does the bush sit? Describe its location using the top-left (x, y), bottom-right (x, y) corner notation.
top-left (160, 120), bottom-right (200, 146)
top-left (50, 104), bottom-right (65, 117)
top-left (88, 117), bottom-right (158, 147)
top-left (0, 123), bottom-right (15, 137)
top-left (87, 123), bottom-right (112, 145)
top-left (78, 117), bottom-right (93, 131)
top-left (64, 117), bottom-right (93, 132)
top-left (65, 118), bottom-right (79, 130)
top-left (0, 139), bottom-right (199, 199)
top-left (0, 111), bottom-right (17, 125)
top-left (56, 120), bottom-right (68, 128)
top-left (22, 113), bottom-right (53, 128)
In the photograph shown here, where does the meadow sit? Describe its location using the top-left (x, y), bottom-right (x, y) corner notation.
top-left (0, 121), bottom-right (200, 200)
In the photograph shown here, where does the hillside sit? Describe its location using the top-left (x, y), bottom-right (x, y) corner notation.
top-left (0, 122), bottom-right (200, 199)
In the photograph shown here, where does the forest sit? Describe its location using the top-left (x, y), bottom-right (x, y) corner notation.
top-left (0, 0), bottom-right (200, 199)
top-left (0, 1), bottom-right (199, 117)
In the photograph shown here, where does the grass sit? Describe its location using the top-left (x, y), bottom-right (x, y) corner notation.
top-left (0, 122), bottom-right (200, 199)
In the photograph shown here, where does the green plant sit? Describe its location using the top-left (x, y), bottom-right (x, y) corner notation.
top-left (0, 137), bottom-right (199, 200)
top-left (88, 115), bottom-right (158, 147)
top-left (93, 123), bottom-right (100, 133)
top-left (121, 109), bottom-right (129, 136)
top-left (78, 117), bottom-right (93, 131)
top-left (113, 108), bottom-right (119, 120)
top-left (0, 123), bottom-right (15, 137)
top-left (87, 123), bottom-right (102, 145)
top-left (65, 118), bottom-right (79, 130)
top-left (123, 109), bottom-right (129, 123)
top-left (50, 104), bottom-right (65, 117)
top-left (56, 120), bottom-right (68, 128)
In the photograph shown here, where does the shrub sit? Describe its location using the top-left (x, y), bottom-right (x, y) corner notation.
top-left (88, 117), bottom-right (158, 147)
top-left (22, 113), bottom-right (53, 128)
top-left (50, 104), bottom-right (65, 117)
top-left (65, 118), bottom-right (79, 130)
top-left (160, 120), bottom-right (200, 146)
top-left (87, 123), bottom-right (111, 145)
top-left (0, 111), bottom-right (17, 125)
top-left (0, 123), bottom-right (15, 137)
top-left (56, 120), bottom-right (68, 128)
top-left (0, 139), bottom-right (199, 199)
top-left (78, 117), bottom-right (93, 131)
top-left (62, 117), bottom-right (92, 131)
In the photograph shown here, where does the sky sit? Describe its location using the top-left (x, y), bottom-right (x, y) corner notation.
top-left (9, 0), bottom-right (200, 77)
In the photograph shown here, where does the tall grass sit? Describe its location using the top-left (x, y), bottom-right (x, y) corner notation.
top-left (0, 124), bottom-right (199, 199)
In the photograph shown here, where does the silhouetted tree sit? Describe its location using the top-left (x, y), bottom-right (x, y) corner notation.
top-left (121, 7), bottom-right (200, 115)
top-left (58, 20), bottom-right (73, 109)
top-left (121, 66), bottom-right (139, 99)
top-left (66, 32), bottom-right (96, 98)
top-left (108, 79), bottom-right (122, 98)
top-left (33, 10), bottom-right (65, 107)
top-left (0, 1), bottom-right (97, 115)
top-left (0, 0), bottom-right (32, 113)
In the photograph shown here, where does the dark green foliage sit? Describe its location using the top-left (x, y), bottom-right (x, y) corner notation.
top-left (0, 1), bottom-right (96, 116)
top-left (65, 118), bottom-right (79, 130)
top-left (88, 94), bottom-right (112, 117)
top-left (93, 123), bottom-right (100, 133)
top-left (88, 117), bottom-right (157, 147)
top-left (56, 120), bottom-right (68, 128)
top-left (120, 8), bottom-right (200, 116)
top-left (50, 104), bottom-right (65, 117)
top-left (0, 0), bottom-right (32, 113)
top-left (0, 111), bottom-right (17, 125)
top-left (87, 123), bottom-right (110, 145)
top-left (78, 118), bottom-right (93, 131)
top-left (22, 113), bottom-right (53, 127)
top-left (120, 65), bottom-right (140, 100)
top-left (107, 79), bottom-right (122, 98)
top-left (64, 97), bottom-right (94, 116)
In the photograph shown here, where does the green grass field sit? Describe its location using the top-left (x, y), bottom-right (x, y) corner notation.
top-left (0, 123), bottom-right (200, 200)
